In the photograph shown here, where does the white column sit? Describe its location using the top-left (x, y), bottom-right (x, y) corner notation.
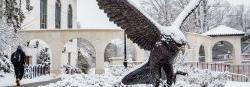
top-left (49, 32), bottom-right (64, 77)
top-left (134, 44), bottom-right (146, 62)
top-left (206, 45), bottom-right (213, 63)
top-left (233, 38), bottom-right (242, 65)
top-left (93, 40), bottom-right (106, 74)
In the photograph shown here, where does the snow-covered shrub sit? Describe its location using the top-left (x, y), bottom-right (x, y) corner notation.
top-left (108, 65), bottom-right (131, 76)
top-left (76, 38), bottom-right (96, 74)
top-left (41, 66), bottom-right (132, 87)
top-left (62, 65), bottom-right (82, 74)
top-left (173, 65), bottom-right (228, 87)
top-left (0, 54), bottom-right (12, 73)
top-left (37, 48), bottom-right (50, 66)
top-left (172, 51), bottom-right (228, 87)
top-left (42, 64), bottom-right (228, 87)
top-left (42, 50), bottom-right (228, 87)
top-left (77, 50), bottom-right (91, 74)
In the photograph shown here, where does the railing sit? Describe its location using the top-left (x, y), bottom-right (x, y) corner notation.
top-left (188, 62), bottom-right (230, 72)
top-left (188, 62), bottom-right (250, 82)
top-left (228, 73), bottom-right (248, 82)
top-left (242, 54), bottom-right (250, 63)
top-left (23, 64), bottom-right (50, 79)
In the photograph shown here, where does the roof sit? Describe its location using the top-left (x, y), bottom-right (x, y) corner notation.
top-left (202, 25), bottom-right (245, 36)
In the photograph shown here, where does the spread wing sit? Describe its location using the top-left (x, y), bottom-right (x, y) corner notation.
top-left (121, 62), bottom-right (151, 85)
top-left (96, 0), bottom-right (162, 50)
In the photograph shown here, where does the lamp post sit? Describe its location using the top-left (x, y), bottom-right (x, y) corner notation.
top-left (123, 31), bottom-right (128, 68)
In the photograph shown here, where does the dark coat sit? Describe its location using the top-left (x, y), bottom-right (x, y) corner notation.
top-left (11, 48), bottom-right (26, 66)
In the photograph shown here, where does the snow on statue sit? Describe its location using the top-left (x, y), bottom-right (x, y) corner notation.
top-left (97, 0), bottom-right (202, 86)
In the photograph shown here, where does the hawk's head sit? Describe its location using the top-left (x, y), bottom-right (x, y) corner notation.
top-left (160, 26), bottom-right (187, 47)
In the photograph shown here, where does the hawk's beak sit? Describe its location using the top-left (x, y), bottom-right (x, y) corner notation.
top-left (178, 46), bottom-right (185, 55)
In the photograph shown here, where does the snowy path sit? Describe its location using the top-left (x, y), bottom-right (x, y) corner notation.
top-left (7, 78), bottom-right (61, 87)
top-left (0, 73), bottom-right (56, 87)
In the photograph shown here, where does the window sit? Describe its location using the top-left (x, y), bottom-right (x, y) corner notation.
top-left (68, 5), bottom-right (73, 28)
top-left (55, 0), bottom-right (61, 28)
top-left (40, 0), bottom-right (47, 29)
top-left (68, 52), bottom-right (71, 65)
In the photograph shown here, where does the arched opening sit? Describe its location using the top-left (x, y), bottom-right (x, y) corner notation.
top-left (104, 39), bottom-right (136, 65)
top-left (68, 5), bottom-right (73, 28)
top-left (212, 41), bottom-right (234, 63)
top-left (40, 0), bottom-right (47, 29)
top-left (199, 45), bottom-right (205, 62)
top-left (24, 39), bottom-right (52, 76)
top-left (62, 38), bottom-right (96, 74)
top-left (55, 0), bottom-right (61, 28)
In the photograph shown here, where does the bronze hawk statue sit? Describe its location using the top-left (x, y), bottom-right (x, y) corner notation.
top-left (96, 0), bottom-right (202, 86)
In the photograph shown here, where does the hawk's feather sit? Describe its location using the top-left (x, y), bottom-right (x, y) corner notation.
top-left (121, 61), bottom-right (151, 84)
top-left (96, 0), bottom-right (162, 50)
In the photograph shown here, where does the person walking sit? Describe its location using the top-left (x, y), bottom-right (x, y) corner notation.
top-left (11, 46), bottom-right (26, 86)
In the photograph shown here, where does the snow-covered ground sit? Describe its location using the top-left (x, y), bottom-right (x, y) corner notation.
top-left (0, 73), bottom-right (54, 86)
top-left (225, 81), bottom-right (250, 87)
top-left (40, 64), bottom-right (230, 87)
top-left (1, 62), bottom-right (250, 87)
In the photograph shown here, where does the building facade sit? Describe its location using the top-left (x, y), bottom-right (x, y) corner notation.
top-left (22, 0), bottom-right (77, 30)
top-left (21, 0), bottom-right (78, 68)
top-left (186, 25), bottom-right (248, 65)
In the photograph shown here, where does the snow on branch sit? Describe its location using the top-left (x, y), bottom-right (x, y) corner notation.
top-left (172, 0), bottom-right (202, 28)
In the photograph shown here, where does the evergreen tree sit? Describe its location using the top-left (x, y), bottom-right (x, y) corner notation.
top-left (37, 48), bottom-right (50, 66)
top-left (77, 50), bottom-right (90, 74)
top-left (36, 48), bottom-right (50, 74)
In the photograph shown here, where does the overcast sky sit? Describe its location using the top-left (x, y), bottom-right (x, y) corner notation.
top-left (77, 0), bottom-right (249, 29)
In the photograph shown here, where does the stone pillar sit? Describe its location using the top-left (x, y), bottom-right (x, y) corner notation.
top-left (205, 45), bottom-right (213, 63)
top-left (50, 43), bottom-right (63, 77)
top-left (93, 40), bottom-right (106, 74)
top-left (233, 38), bottom-right (242, 65)
top-left (188, 44), bottom-right (199, 62)
top-left (193, 45), bottom-right (199, 62)
top-left (134, 44), bottom-right (145, 62)
top-left (48, 32), bottom-right (64, 77)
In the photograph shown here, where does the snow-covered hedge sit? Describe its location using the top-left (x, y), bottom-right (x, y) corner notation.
top-left (173, 65), bottom-right (228, 87)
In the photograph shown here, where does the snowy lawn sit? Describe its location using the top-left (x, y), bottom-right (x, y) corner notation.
top-left (0, 73), bottom-right (54, 86)
top-left (225, 81), bottom-right (250, 87)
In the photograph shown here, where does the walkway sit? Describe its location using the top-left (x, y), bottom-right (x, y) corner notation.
top-left (8, 78), bottom-right (61, 87)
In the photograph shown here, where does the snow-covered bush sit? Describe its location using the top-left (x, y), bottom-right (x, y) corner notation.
top-left (171, 51), bottom-right (228, 87)
top-left (42, 61), bottom-right (228, 87)
top-left (108, 65), bottom-right (131, 76)
top-left (40, 65), bottom-right (132, 87)
top-left (0, 54), bottom-right (12, 73)
top-left (62, 65), bottom-right (82, 74)
top-left (173, 65), bottom-right (228, 87)
top-left (37, 48), bottom-right (50, 66)
top-left (42, 51), bottom-right (228, 87)
top-left (76, 38), bottom-right (96, 73)
top-left (77, 50), bottom-right (91, 74)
